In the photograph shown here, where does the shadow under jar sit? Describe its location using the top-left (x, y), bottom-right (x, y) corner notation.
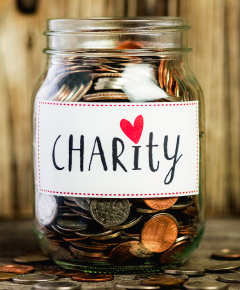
top-left (32, 18), bottom-right (205, 274)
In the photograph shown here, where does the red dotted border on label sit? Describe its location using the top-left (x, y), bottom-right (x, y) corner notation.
top-left (37, 101), bottom-right (199, 197)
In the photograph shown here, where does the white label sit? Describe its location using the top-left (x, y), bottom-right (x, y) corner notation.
top-left (36, 101), bottom-right (199, 198)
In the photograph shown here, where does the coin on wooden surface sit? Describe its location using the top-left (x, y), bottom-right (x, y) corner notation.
top-left (14, 254), bottom-right (51, 263)
top-left (143, 197), bottom-right (178, 211)
top-left (0, 265), bottom-right (35, 274)
top-left (141, 276), bottom-right (185, 287)
top-left (12, 273), bottom-right (58, 285)
top-left (149, 273), bottom-right (189, 282)
top-left (163, 266), bottom-right (205, 276)
top-left (218, 272), bottom-right (240, 283)
top-left (212, 249), bottom-right (240, 260)
top-left (115, 280), bottom-right (160, 289)
top-left (34, 281), bottom-right (81, 290)
top-left (72, 272), bottom-right (114, 282)
top-left (90, 198), bottom-right (130, 227)
top-left (36, 193), bottom-right (58, 226)
top-left (205, 262), bottom-right (240, 272)
top-left (184, 281), bottom-right (228, 290)
top-left (0, 272), bottom-right (18, 281)
top-left (141, 213), bottom-right (178, 253)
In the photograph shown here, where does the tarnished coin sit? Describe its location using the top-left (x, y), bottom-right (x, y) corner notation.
top-left (212, 249), bottom-right (240, 260)
top-left (34, 281), bottom-right (80, 290)
top-left (141, 213), bottom-right (178, 253)
top-left (141, 277), bottom-right (185, 287)
top-left (56, 216), bottom-right (88, 231)
top-left (148, 273), bottom-right (189, 282)
top-left (0, 265), bottom-right (35, 274)
top-left (72, 272), bottom-right (114, 282)
top-left (0, 272), bottom-right (18, 281)
top-left (70, 241), bottom-right (109, 251)
top-left (42, 269), bottom-right (79, 278)
top-left (115, 280), bottom-right (160, 289)
top-left (70, 246), bottom-right (109, 261)
top-left (14, 254), bottom-right (51, 263)
top-left (163, 266), bottom-right (205, 276)
top-left (205, 262), bottom-right (240, 272)
top-left (109, 241), bottom-right (152, 266)
top-left (143, 197), bottom-right (178, 211)
top-left (12, 273), bottom-right (58, 285)
top-left (90, 198), bottom-right (131, 227)
top-left (160, 240), bottom-right (189, 264)
top-left (184, 281), bottom-right (228, 290)
top-left (74, 197), bottom-right (91, 212)
top-left (36, 193), bottom-right (58, 226)
top-left (218, 272), bottom-right (240, 283)
top-left (136, 208), bottom-right (159, 214)
top-left (171, 199), bottom-right (193, 209)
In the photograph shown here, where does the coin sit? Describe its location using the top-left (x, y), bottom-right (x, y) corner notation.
top-left (69, 245), bottom-right (109, 261)
top-left (205, 262), bottom-right (240, 272)
top-left (115, 280), bottom-right (160, 289)
top-left (42, 269), bottom-right (79, 278)
top-left (218, 272), bottom-right (240, 283)
top-left (12, 273), bottom-right (58, 285)
top-left (141, 277), bottom-right (185, 286)
top-left (160, 240), bottom-right (189, 263)
top-left (141, 213), bottom-right (178, 253)
top-left (0, 265), bottom-right (35, 274)
top-left (90, 198), bottom-right (131, 227)
top-left (0, 272), bottom-right (18, 281)
top-left (171, 199), bottom-right (193, 209)
top-left (91, 231), bottom-right (122, 240)
top-left (136, 208), bottom-right (160, 214)
top-left (36, 193), bottom-right (58, 226)
top-left (104, 214), bottom-right (143, 230)
top-left (143, 197), bottom-right (178, 211)
top-left (75, 226), bottom-right (112, 238)
top-left (109, 241), bottom-right (152, 266)
top-left (34, 281), bottom-right (80, 290)
top-left (163, 266), bottom-right (205, 276)
top-left (70, 240), bottom-right (109, 251)
top-left (212, 249), bottom-right (240, 260)
top-left (74, 197), bottom-right (91, 212)
top-left (56, 216), bottom-right (88, 231)
top-left (72, 272), bottom-right (114, 282)
top-left (184, 281), bottom-right (228, 290)
top-left (149, 273), bottom-right (189, 282)
top-left (14, 254), bottom-right (51, 263)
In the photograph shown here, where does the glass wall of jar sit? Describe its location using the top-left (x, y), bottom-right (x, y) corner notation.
top-left (32, 18), bottom-right (205, 274)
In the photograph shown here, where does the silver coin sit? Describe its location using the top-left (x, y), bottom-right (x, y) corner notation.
top-left (205, 262), bottom-right (240, 272)
top-left (163, 266), bottom-right (205, 276)
top-left (74, 197), bottom-right (91, 212)
top-left (90, 199), bottom-right (131, 227)
top-left (136, 208), bottom-right (159, 214)
top-left (12, 274), bottom-right (58, 285)
top-left (69, 245), bottom-right (109, 261)
top-left (149, 273), bottom-right (189, 282)
top-left (75, 226), bottom-right (113, 238)
top-left (104, 214), bottom-right (143, 230)
top-left (34, 281), bottom-right (80, 290)
top-left (184, 281), bottom-right (228, 290)
top-left (91, 231), bottom-right (122, 240)
top-left (56, 216), bottom-right (88, 231)
top-left (218, 272), bottom-right (240, 283)
top-left (175, 236), bottom-right (192, 243)
top-left (115, 280), bottom-right (160, 289)
top-left (171, 200), bottom-right (193, 209)
top-left (64, 197), bottom-right (75, 201)
top-left (36, 193), bottom-right (58, 226)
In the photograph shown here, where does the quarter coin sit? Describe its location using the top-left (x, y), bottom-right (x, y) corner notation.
top-left (72, 272), bottom-right (113, 282)
top-left (163, 266), bottom-right (205, 276)
top-left (0, 265), bottom-right (35, 274)
top-left (36, 193), bottom-right (58, 226)
top-left (115, 280), bottom-right (160, 289)
top-left (141, 213), bottom-right (178, 253)
top-left (34, 281), bottom-right (80, 290)
top-left (218, 272), bottom-right (240, 283)
top-left (184, 281), bottom-right (228, 290)
top-left (12, 273), bottom-right (58, 285)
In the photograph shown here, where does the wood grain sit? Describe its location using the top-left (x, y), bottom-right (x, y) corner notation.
top-left (0, 0), bottom-right (239, 217)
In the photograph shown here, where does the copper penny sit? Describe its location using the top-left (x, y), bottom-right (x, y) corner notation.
top-left (142, 277), bottom-right (185, 287)
top-left (0, 265), bottom-right (35, 274)
top-left (0, 272), bottom-right (18, 281)
top-left (42, 269), bottom-right (79, 278)
top-left (143, 197), bottom-right (178, 211)
top-left (72, 272), bottom-right (113, 282)
top-left (160, 240), bottom-right (189, 263)
top-left (109, 241), bottom-right (152, 266)
top-left (141, 213), bottom-right (178, 253)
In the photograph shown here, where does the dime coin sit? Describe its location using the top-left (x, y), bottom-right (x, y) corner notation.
top-left (218, 272), bottom-right (240, 283)
top-left (160, 240), bottom-right (189, 264)
top-left (14, 254), bottom-right (51, 263)
top-left (0, 272), bottom-right (18, 281)
top-left (90, 198), bottom-right (130, 227)
top-left (34, 281), bottom-right (80, 290)
top-left (184, 281), bottom-right (228, 290)
top-left (0, 265), bottom-right (35, 274)
top-left (141, 277), bottom-right (185, 287)
top-left (115, 280), bottom-right (160, 289)
top-left (143, 197), bottom-right (178, 211)
top-left (12, 273), bottom-right (58, 285)
top-left (163, 266), bottom-right (205, 276)
top-left (42, 269), bottom-right (79, 278)
top-left (141, 213), bottom-right (178, 253)
top-left (56, 216), bottom-right (88, 231)
top-left (212, 249), bottom-right (240, 260)
top-left (36, 193), bottom-right (58, 226)
top-left (72, 272), bottom-right (114, 282)
top-left (74, 197), bottom-right (91, 212)
top-left (205, 262), bottom-right (240, 272)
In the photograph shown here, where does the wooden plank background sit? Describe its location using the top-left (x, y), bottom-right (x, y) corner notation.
top-left (0, 0), bottom-right (239, 218)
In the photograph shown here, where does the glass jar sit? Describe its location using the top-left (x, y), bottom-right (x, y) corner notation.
top-left (32, 18), bottom-right (205, 274)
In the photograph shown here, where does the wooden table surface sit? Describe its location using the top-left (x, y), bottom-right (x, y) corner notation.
top-left (0, 218), bottom-right (240, 289)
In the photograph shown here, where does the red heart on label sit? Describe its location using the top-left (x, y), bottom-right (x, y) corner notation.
top-left (120, 115), bottom-right (144, 144)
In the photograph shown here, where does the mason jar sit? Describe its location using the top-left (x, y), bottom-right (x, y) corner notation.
top-left (32, 18), bottom-right (205, 274)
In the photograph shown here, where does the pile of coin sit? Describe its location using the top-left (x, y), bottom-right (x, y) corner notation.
top-left (35, 50), bottom-right (199, 270)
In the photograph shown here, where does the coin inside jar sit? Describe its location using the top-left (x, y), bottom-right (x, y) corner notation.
top-left (36, 193), bottom-right (58, 226)
top-left (143, 197), bottom-right (178, 211)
